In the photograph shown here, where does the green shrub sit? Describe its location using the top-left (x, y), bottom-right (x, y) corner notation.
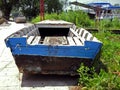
top-left (31, 10), bottom-right (95, 27)
top-left (78, 64), bottom-right (120, 90)
top-left (94, 32), bottom-right (120, 72)
top-left (31, 10), bottom-right (120, 30)
top-left (78, 32), bottom-right (120, 89)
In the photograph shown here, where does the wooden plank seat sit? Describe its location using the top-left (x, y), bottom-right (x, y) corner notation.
top-left (70, 27), bottom-right (95, 44)
top-left (70, 28), bottom-right (85, 44)
top-left (67, 37), bottom-right (75, 45)
top-left (31, 36), bottom-right (41, 45)
top-left (77, 28), bottom-right (93, 41)
top-left (27, 36), bottom-right (35, 44)
top-left (73, 37), bottom-right (83, 45)
top-left (67, 37), bottom-right (83, 46)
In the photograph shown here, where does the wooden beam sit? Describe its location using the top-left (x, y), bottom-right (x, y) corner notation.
top-left (67, 37), bottom-right (75, 45)
top-left (73, 37), bottom-right (83, 45)
top-left (70, 28), bottom-right (85, 44)
top-left (27, 36), bottom-right (35, 44)
top-left (31, 36), bottom-right (41, 45)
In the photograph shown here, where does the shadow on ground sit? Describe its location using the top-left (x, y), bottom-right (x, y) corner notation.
top-left (21, 74), bottom-right (79, 87)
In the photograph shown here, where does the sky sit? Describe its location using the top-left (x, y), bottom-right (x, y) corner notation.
top-left (68, 0), bottom-right (120, 5)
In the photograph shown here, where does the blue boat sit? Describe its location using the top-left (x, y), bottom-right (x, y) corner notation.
top-left (5, 20), bottom-right (102, 75)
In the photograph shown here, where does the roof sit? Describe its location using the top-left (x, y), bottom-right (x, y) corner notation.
top-left (88, 2), bottom-right (120, 10)
top-left (70, 1), bottom-right (120, 10)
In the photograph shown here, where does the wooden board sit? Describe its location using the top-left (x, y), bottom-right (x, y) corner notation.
top-left (31, 36), bottom-right (41, 45)
top-left (27, 36), bottom-right (35, 44)
top-left (67, 37), bottom-right (75, 45)
top-left (43, 36), bottom-right (67, 45)
top-left (73, 37), bottom-right (83, 45)
top-left (70, 28), bottom-right (85, 44)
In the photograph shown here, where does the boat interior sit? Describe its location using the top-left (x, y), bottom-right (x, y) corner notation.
top-left (8, 24), bottom-right (99, 46)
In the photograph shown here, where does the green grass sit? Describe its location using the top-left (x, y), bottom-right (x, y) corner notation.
top-left (31, 10), bottom-right (95, 28)
top-left (94, 32), bottom-right (120, 72)
top-left (76, 32), bottom-right (120, 90)
top-left (99, 19), bottom-right (120, 30)
top-left (31, 10), bottom-right (120, 30)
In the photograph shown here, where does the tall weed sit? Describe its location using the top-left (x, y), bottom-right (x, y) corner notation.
top-left (78, 64), bottom-right (120, 90)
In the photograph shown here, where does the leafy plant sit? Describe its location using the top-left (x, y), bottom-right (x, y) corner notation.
top-left (77, 64), bottom-right (120, 90)
top-left (31, 10), bottom-right (95, 28)
top-left (31, 10), bottom-right (120, 30)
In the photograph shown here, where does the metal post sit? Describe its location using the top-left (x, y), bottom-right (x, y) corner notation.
top-left (40, 0), bottom-right (44, 21)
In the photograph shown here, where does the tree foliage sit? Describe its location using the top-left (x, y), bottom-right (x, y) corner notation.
top-left (0, 0), bottom-right (19, 19)
top-left (45, 0), bottom-right (63, 14)
top-left (0, 0), bottom-right (64, 20)
top-left (17, 0), bottom-right (39, 20)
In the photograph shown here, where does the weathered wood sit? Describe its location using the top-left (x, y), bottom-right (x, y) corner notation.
top-left (21, 28), bottom-right (28, 35)
top-left (73, 37), bottom-right (83, 45)
top-left (36, 29), bottom-right (40, 35)
top-left (79, 28), bottom-right (94, 41)
top-left (72, 24), bottom-right (76, 30)
top-left (78, 28), bottom-right (83, 35)
top-left (27, 28), bottom-right (40, 36)
top-left (27, 36), bottom-right (35, 44)
top-left (67, 37), bottom-right (75, 45)
top-left (23, 35), bottom-right (28, 39)
top-left (93, 37), bottom-right (99, 42)
top-left (70, 28), bottom-right (85, 44)
top-left (43, 36), bottom-right (67, 45)
top-left (31, 36), bottom-right (41, 45)
top-left (76, 29), bottom-right (79, 33)
top-left (86, 33), bottom-right (93, 41)
top-left (80, 30), bottom-right (85, 37)
top-left (82, 30), bottom-right (89, 39)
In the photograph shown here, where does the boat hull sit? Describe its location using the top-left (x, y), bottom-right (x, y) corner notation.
top-left (14, 55), bottom-right (93, 75)
top-left (5, 20), bottom-right (103, 75)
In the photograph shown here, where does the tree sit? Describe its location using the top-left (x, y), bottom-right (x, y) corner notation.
top-left (0, 0), bottom-right (19, 20)
top-left (17, 0), bottom-right (39, 20)
top-left (45, 0), bottom-right (63, 14)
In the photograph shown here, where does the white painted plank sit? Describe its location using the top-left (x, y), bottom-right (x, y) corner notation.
top-left (27, 36), bottom-right (35, 44)
top-left (75, 29), bottom-right (79, 33)
top-left (82, 30), bottom-right (89, 39)
top-left (73, 37), bottom-right (83, 45)
top-left (78, 28), bottom-right (83, 35)
top-left (67, 37), bottom-right (75, 45)
top-left (31, 36), bottom-right (41, 45)
top-left (86, 33), bottom-right (93, 41)
top-left (93, 37), bottom-right (99, 42)
top-left (70, 28), bottom-right (85, 44)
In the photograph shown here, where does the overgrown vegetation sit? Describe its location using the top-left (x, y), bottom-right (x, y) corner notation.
top-left (99, 19), bottom-right (120, 30)
top-left (78, 32), bottom-right (120, 89)
top-left (78, 64), bottom-right (120, 90)
top-left (32, 10), bottom-right (94, 28)
top-left (32, 10), bottom-right (120, 30)
top-left (31, 10), bottom-right (120, 89)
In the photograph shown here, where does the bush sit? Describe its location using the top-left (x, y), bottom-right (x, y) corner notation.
top-left (31, 10), bottom-right (95, 27)
top-left (78, 32), bottom-right (120, 89)
top-left (78, 64), bottom-right (120, 90)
